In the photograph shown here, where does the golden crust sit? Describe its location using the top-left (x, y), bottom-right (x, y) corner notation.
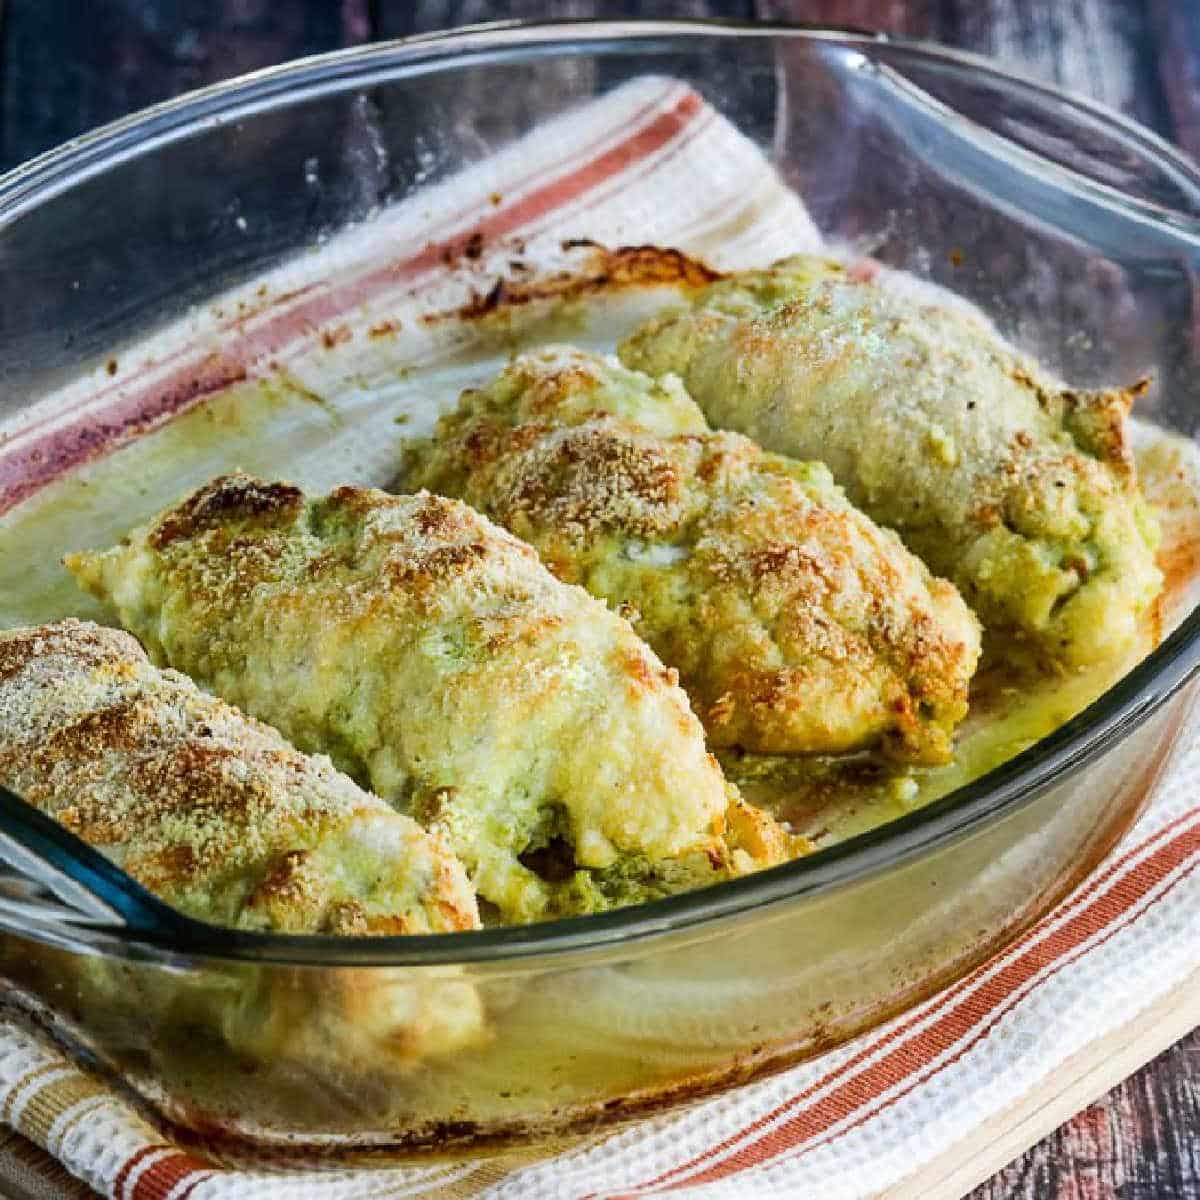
top-left (0, 619), bottom-right (479, 935)
top-left (66, 478), bottom-right (773, 923)
top-left (619, 256), bottom-right (1162, 667)
top-left (405, 347), bottom-right (981, 762)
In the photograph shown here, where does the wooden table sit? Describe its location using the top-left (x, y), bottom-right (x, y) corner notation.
top-left (3, 2), bottom-right (1200, 1196)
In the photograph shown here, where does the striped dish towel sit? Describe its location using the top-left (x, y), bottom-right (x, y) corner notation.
top-left (2, 75), bottom-right (1199, 1200)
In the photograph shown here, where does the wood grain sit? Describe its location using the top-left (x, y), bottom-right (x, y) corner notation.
top-left (1149, 0), bottom-right (1200, 162)
top-left (971, 1031), bottom-right (1200, 1199)
top-left (761, 0), bottom-right (1175, 140)
top-left (1, 2), bottom-right (1200, 1197)
top-left (0, 0), bottom-right (368, 170)
top-left (372, 0), bottom-right (756, 39)
top-left (0, 1130), bottom-right (93, 1200)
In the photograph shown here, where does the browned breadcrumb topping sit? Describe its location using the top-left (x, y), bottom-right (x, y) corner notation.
top-left (498, 425), bottom-right (685, 541)
top-left (150, 475), bottom-right (304, 549)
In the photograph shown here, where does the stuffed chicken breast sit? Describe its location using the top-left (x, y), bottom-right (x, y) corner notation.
top-left (405, 347), bottom-right (980, 763)
top-left (619, 255), bottom-right (1162, 666)
top-left (0, 619), bottom-right (478, 936)
top-left (68, 477), bottom-right (786, 924)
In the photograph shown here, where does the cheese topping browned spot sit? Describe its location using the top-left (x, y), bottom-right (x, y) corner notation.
top-left (150, 474), bottom-right (304, 549)
top-left (497, 425), bottom-right (684, 541)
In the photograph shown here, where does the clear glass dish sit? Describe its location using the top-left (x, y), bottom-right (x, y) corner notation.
top-left (2, 19), bottom-right (1200, 1154)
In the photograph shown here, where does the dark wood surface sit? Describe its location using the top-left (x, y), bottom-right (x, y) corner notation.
top-left (2, 2), bottom-right (1200, 1197)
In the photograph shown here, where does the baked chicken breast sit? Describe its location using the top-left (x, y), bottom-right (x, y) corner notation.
top-left (0, 619), bottom-right (479, 936)
top-left (620, 256), bottom-right (1163, 666)
top-left (404, 346), bottom-right (981, 763)
top-left (68, 477), bottom-right (783, 923)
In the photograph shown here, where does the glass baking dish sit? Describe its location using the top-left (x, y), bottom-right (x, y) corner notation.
top-left (2, 19), bottom-right (1200, 1155)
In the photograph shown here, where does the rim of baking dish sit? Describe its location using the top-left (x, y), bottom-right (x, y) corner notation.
top-left (3, 18), bottom-right (1200, 968)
